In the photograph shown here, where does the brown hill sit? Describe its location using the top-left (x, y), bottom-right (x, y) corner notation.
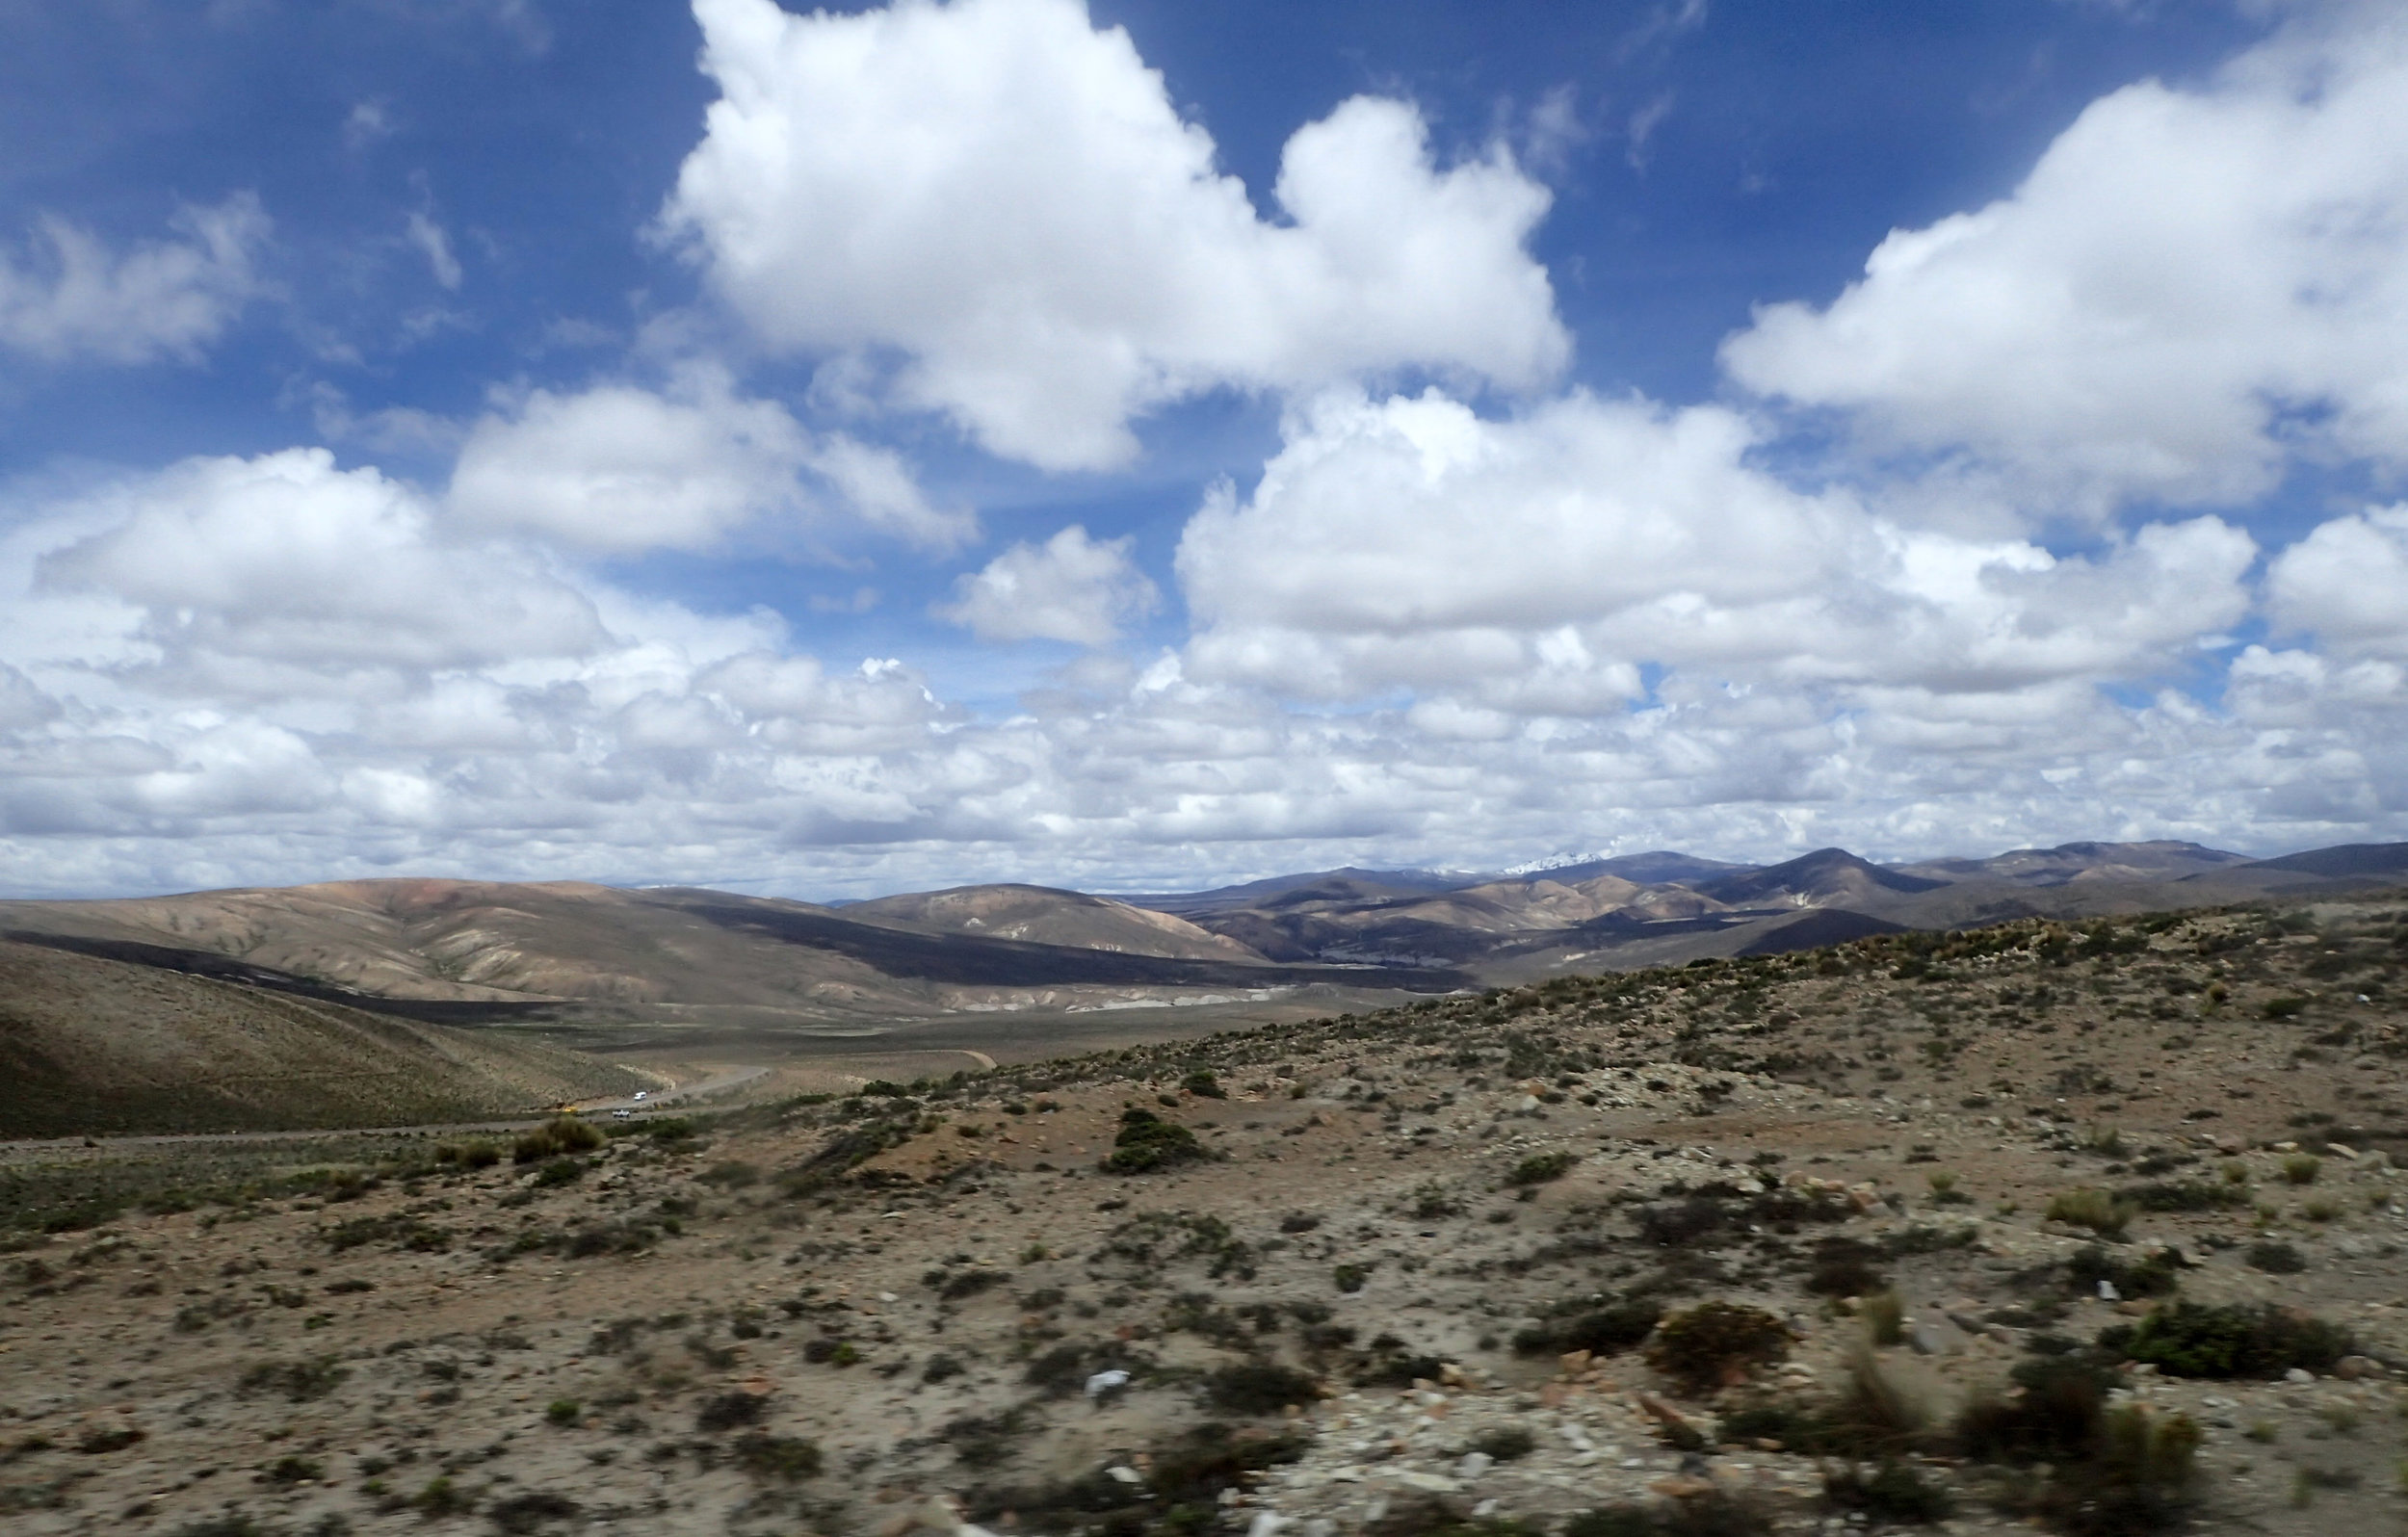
top-left (842, 884), bottom-right (1264, 961)
top-left (0, 881), bottom-right (1458, 1042)
top-left (0, 938), bottom-right (645, 1136)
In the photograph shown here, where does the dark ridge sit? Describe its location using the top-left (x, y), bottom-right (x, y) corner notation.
top-left (649, 895), bottom-right (1467, 991)
top-left (1736, 909), bottom-right (1909, 956)
top-left (1518, 851), bottom-right (1759, 886)
top-left (1118, 867), bottom-right (1476, 915)
top-left (2240, 842), bottom-right (2408, 878)
top-left (0, 930), bottom-right (565, 1023)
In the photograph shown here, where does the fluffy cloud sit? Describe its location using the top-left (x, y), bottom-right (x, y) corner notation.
top-left (1175, 389), bottom-right (2255, 706)
top-left (448, 373), bottom-right (970, 552)
top-left (937, 525), bottom-right (1158, 645)
top-left (1721, 12), bottom-right (2408, 515)
top-left (0, 195), bottom-right (268, 365)
top-left (661, 0), bottom-right (1564, 470)
top-left (2265, 505), bottom-right (2408, 656)
top-left (38, 448), bottom-right (603, 684)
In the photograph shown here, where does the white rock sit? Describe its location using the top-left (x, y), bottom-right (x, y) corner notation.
top-left (2286, 1368), bottom-right (2316, 1384)
top-left (1107, 1465), bottom-right (1144, 1485)
top-left (1085, 1369), bottom-right (1133, 1398)
top-left (1247, 1515), bottom-right (1288, 1537)
top-left (1393, 1472), bottom-right (1461, 1493)
top-left (1456, 1451), bottom-right (1493, 1479)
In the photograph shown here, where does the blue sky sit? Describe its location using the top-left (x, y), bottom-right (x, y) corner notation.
top-left (1, 0), bottom-right (2404, 899)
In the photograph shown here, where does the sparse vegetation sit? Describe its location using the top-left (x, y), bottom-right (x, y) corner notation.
top-left (1645, 1302), bottom-right (1792, 1392)
top-left (2106, 1301), bottom-right (2352, 1378)
top-left (1505, 1151), bottom-right (1579, 1185)
top-left (1102, 1107), bottom-right (1211, 1172)
top-left (8, 888), bottom-right (2405, 1533)
top-left (2046, 1186), bottom-right (2136, 1238)
top-left (513, 1115), bottom-right (606, 1163)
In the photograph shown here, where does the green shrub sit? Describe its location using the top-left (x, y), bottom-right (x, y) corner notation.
top-left (531, 1158), bottom-right (584, 1188)
top-left (730, 1432), bottom-right (823, 1481)
top-left (76, 1423), bottom-right (145, 1454)
top-left (1203, 1362), bottom-right (1318, 1415)
top-left (1954, 1354), bottom-right (2112, 1464)
top-left (1822, 1460), bottom-right (1952, 1524)
top-left (2107, 1302), bottom-right (2349, 1379)
top-left (237, 1356), bottom-right (347, 1402)
top-left (2038, 1406), bottom-right (2201, 1536)
top-left (410, 1476), bottom-right (473, 1518)
top-left (1332, 1262), bottom-right (1373, 1293)
top-left (1514, 1297), bottom-right (1662, 1357)
top-left (1181, 1071), bottom-right (1226, 1099)
top-left (513, 1116), bottom-right (605, 1163)
top-left (434, 1140), bottom-right (501, 1169)
top-left (2117, 1181), bottom-right (2245, 1213)
top-left (1646, 1302), bottom-right (1792, 1393)
top-left (1469, 1425), bottom-right (1537, 1462)
top-left (2283, 1154), bottom-right (2322, 1185)
top-left (2067, 1244), bottom-right (2181, 1299)
top-left (2245, 1240), bottom-right (2307, 1274)
top-left (694, 1391), bottom-right (770, 1432)
top-left (1506, 1151), bottom-right (1579, 1185)
top-left (544, 1398), bottom-right (580, 1426)
top-left (1103, 1108), bottom-right (1210, 1173)
top-left (486, 1492), bottom-right (580, 1534)
top-left (2046, 1187), bottom-right (2136, 1238)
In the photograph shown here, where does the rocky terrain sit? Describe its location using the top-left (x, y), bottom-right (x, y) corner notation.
top-left (7, 890), bottom-right (2408, 1535)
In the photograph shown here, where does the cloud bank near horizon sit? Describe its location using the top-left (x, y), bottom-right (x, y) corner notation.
top-left (0, 0), bottom-right (2405, 899)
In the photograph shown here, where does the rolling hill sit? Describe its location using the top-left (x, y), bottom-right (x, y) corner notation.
top-left (0, 938), bottom-right (646, 1137)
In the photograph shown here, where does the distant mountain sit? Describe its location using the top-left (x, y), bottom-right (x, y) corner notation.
top-left (843, 883), bottom-right (1263, 961)
top-left (0, 879), bottom-right (1459, 1041)
top-left (1123, 867), bottom-right (1476, 916)
top-left (1895, 840), bottom-right (2248, 887)
top-left (8, 837), bottom-right (2403, 1079)
top-left (1505, 851), bottom-right (1759, 887)
top-left (1690, 847), bottom-right (1949, 908)
top-left (2238, 842), bottom-right (2408, 878)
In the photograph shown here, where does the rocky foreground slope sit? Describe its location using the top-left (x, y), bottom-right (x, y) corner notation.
top-left (4, 892), bottom-right (2408, 1535)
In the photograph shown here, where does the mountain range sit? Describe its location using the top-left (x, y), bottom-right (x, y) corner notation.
top-left (3, 838), bottom-right (2405, 1134)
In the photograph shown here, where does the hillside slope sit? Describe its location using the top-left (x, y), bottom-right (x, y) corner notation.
top-left (0, 939), bottom-right (645, 1136)
top-left (842, 884), bottom-right (1264, 960)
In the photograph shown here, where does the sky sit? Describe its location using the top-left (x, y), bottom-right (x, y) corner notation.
top-left (3, 0), bottom-right (2406, 900)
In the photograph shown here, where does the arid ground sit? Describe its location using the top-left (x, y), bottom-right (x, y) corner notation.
top-left (6, 893), bottom-right (2408, 1536)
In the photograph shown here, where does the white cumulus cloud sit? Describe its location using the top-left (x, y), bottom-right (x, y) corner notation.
top-left (660, 0), bottom-right (1566, 470)
top-left (1176, 389), bottom-right (2257, 710)
top-left (37, 448), bottom-right (605, 684)
top-left (2266, 505), bottom-right (2408, 657)
top-left (448, 372), bottom-right (970, 553)
top-left (937, 525), bottom-right (1159, 645)
top-left (1721, 11), bottom-right (2408, 516)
